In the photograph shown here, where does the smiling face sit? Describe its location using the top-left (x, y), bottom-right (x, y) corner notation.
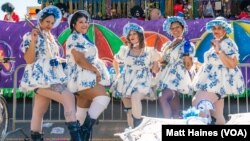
top-left (170, 22), bottom-right (184, 38)
top-left (73, 16), bottom-right (89, 34)
top-left (212, 26), bottom-right (226, 39)
top-left (39, 15), bottom-right (55, 32)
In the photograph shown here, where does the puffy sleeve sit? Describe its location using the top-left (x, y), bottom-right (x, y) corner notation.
top-left (66, 33), bottom-right (88, 54)
top-left (21, 32), bottom-right (32, 53)
top-left (220, 38), bottom-right (239, 60)
top-left (66, 34), bottom-right (75, 52)
top-left (114, 45), bottom-right (129, 63)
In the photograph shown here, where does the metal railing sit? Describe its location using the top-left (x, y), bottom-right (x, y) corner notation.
top-left (11, 63), bottom-right (250, 130)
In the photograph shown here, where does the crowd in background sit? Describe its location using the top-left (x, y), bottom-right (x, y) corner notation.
top-left (2, 0), bottom-right (250, 23)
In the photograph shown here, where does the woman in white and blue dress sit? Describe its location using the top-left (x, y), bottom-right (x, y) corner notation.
top-left (111, 23), bottom-right (161, 128)
top-left (65, 10), bottom-right (110, 140)
top-left (20, 6), bottom-right (83, 141)
top-left (157, 16), bottom-right (195, 119)
top-left (192, 17), bottom-right (245, 125)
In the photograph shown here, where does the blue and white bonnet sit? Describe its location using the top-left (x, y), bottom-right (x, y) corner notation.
top-left (206, 16), bottom-right (232, 34)
top-left (123, 23), bottom-right (144, 36)
top-left (37, 5), bottom-right (62, 28)
top-left (67, 10), bottom-right (91, 26)
top-left (163, 16), bottom-right (188, 36)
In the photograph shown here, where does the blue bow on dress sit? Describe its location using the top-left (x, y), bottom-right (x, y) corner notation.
top-left (49, 58), bottom-right (59, 67)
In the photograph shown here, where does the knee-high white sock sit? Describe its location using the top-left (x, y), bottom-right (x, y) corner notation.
top-left (131, 93), bottom-right (144, 119)
top-left (127, 110), bottom-right (133, 127)
top-left (76, 107), bottom-right (88, 125)
top-left (88, 96), bottom-right (110, 119)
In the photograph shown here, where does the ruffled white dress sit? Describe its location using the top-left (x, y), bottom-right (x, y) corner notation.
top-left (20, 32), bottom-right (67, 91)
top-left (156, 39), bottom-right (195, 94)
top-left (110, 45), bottom-right (160, 98)
top-left (192, 38), bottom-right (245, 97)
top-left (65, 32), bottom-right (110, 93)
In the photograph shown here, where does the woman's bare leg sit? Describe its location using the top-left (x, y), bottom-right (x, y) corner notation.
top-left (30, 94), bottom-right (50, 132)
top-left (192, 91), bottom-right (220, 123)
top-left (36, 88), bottom-right (77, 122)
top-left (211, 99), bottom-right (225, 125)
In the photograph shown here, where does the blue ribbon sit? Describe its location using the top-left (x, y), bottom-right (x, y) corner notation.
top-left (184, 39), bottom-right (191, 56)
top-left (61, 62), bottom-right (67, 69)
top-left (50, 58), bottom-right (59, 67)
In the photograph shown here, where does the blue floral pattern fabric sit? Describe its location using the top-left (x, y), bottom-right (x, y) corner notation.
top-left (110, 45), bottom-right (160, 98)
top-left (192, 38), bottom-right (245, 97)
top-left (65, 31), bottom-right (110, 93)
top-left (20, 32), bottom-right (67, 91)
top-left (156, 39), bottom-right (195, 94)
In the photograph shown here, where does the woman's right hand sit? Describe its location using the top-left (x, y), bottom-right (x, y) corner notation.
top-left (31, 28), bottom-right (39, 42)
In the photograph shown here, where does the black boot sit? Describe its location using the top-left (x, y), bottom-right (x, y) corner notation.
top-left (132, 115), bottom-right (142, 128)
top-left (81, 114), bottom-right (96, 141)
top-left (31, 131), bottom-right (43, 141)
top-left (66, 120), bottom-right (84, 141)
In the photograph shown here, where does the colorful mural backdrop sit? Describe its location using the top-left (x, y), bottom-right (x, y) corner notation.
top-left (0, 18), bottom-right (250, 90)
